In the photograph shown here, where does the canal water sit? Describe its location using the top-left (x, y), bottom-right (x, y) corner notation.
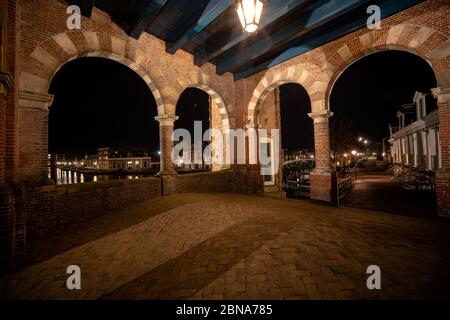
top-left (49, 168), bottom-right (156, 185)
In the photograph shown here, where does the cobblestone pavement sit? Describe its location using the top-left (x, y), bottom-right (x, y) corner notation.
top-left (1, 193), bottom-right (450, 299)
top-left (341, 174), bottom-right (436, 217)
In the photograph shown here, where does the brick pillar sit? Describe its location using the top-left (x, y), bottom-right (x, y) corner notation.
top-left (0, 91), bottom-right (6, 185)
top-left (432, 87), bottom-right (450, 217)
top-left (246, 124), bottom-right (264, 193)
top-left (308, 110), bottom-right (336, 204)
top-left (0, 186), bottom-right (14, 274)
top-left (0, 72), bottom-right (14, 273)
top-left (17, 91), bottom-right (54, 184)
top-left (155, 114), bottom-right (178, 175)
top-left (1, 72), bottom-right (13, 184)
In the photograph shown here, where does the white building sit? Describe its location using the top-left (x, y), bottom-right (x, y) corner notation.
top-left (389, 91), bottom-right (441, 171)
top-left (94, 147), bottom-right (159, 171)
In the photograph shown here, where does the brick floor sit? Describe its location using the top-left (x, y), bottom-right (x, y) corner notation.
top-left (341, 174), bottom-right (437, 216)
top-left (1, 193), bottom-right (449, 299)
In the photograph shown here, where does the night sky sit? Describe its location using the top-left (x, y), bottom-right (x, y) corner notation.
top-left (175, 88), bottom-right (210, 135)
top-left (49, 51), bottom-right (437, 158)
top-left (279, 83), bottom-right (313, 151)
top-left (49, 57), bottom-right (159, 157)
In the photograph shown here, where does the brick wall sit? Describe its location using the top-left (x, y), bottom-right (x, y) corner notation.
top-left (23, 177), bottom-right (161, 239)
top-left (231, 165), bottom-right (264, 194)
top-left (436, 173), bottom-right (450, 216)
top-left (5, 0), bottom-right (18, 184)
top-left (162, 170), bottom-right (232, 195)
top-left (0, 94), bottom-right (5, 184)
top-left (436, 98), bottom-right (450, 217)
top-left (0, 186), bottom-right (14, 274)
top-left (17, 106), bottom-right (49, 183)
top-left (310, 171), bottom-right (337, 204)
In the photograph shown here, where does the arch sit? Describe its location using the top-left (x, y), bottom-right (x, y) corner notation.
top-left (19, 30), bottom-right (165, 115)
top-left (175, 72), bottom-right (231, 129)
top-left (246, 62), bottom-right (329, 126)
top-left (325, 24), bottom-right (450, 110)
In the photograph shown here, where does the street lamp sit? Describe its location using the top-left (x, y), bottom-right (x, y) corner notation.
top-left (237, 0), bottom-right (264, 33)
top-left (351, 150), bottom-right (357, 156)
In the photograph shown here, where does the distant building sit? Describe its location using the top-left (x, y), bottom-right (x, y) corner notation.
top-left (83, 154), bottom-right (98, 169)
top-left (389, 91), bottom-right (441, 171)
top-left (282, 149), bottom-right (314, 162)
top-left (91, 147), bottom-right (159, 170)
top-left (176, 143), bottom-right (211, 171)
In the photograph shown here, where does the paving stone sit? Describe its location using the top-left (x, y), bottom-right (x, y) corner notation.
top-left (1, 193), bottom-right (450, 300)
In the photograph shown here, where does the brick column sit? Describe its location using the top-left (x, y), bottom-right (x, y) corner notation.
top-left (308, 110), bottom-right (336, 204)
top-left (17, 91), bottom-right (54, 184)
top-left (0, 72), bottom-right (14, 273)
top-left (155, 114), bottom-right (178, 176)
top-left (246, 123), bottom-right (264, 193)
top-left (0, 72), bottom-right (13, 184)
top-left (432, 87), bottom-right (450, 217)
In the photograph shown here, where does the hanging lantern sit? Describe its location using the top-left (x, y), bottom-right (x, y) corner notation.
top-left (237, 0), bottom-right (264, 33)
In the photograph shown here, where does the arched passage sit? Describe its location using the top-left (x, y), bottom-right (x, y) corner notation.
top-left (17, 31), bottom-right (165, 182)
top-left (246, 63), bottom-right (329, 126)
top-left (171, 71), bottom-right (232, 174)
top-left (324, 25), bottom-right (449, 107)
top-left (175, 87), bottom-right (210, 172)
top-left (257, 83), bottom-right (314, 194)
top-left (329, 50), bottom-right (439, 215)
top-left (174, 84), bottom-right (231, 173)
top-left (246, 63), bottom-right (333, 200)
top-left (48, 57), bottom-right (159, 184)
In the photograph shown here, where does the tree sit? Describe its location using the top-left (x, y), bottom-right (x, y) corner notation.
top-left (330, 116), bottom-right (356, 157)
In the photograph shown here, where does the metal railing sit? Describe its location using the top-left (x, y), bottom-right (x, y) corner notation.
top-left (336, 175), bottom-right (354, 206)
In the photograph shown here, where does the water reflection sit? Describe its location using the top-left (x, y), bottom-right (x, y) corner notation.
top-left (49, 168), bottom-right (152, 185)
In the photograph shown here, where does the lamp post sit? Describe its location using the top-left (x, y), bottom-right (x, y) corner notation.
top-left (237, 0), bottom-right (264, 33)
top-left (343, 153), bottom-right (348, 176)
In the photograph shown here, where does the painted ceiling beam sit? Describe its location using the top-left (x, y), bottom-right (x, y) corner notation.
top-left (167, 0), bottom-right (235, 55)
top-left (216, 0), bottom-right (372, 75)
top-left (195, 0), bottom-right (310, 66)
top-left (128, 0), bottom-right (168, 39)
top-left (234, 0), bottom-right (425, 80)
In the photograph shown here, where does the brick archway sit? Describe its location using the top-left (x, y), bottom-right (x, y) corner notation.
top-left (175, 73), bottom-right (231, 130)
top-left (324, 24), bottom-right (450, 109)
top-left (245, 63), bottom-right (334, 202)
top-left (324, 24), bottom-right (450, 216)
top-left (18, 31), bottom-right (167, 182)
top-left (174, 73), bottom-right (232, 172)
top-left (20, 31), bottom-right (165, 115)
top-left (246, 62), bottom-right (330, 126)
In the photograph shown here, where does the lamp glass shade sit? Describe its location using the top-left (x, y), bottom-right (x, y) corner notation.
top-left (237, 0), bottom-right (264, 33)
